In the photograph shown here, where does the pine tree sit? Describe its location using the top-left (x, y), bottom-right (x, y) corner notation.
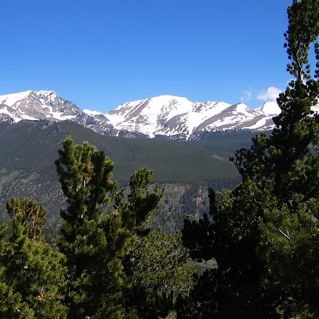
top-left (56, 137), bottom-right (163, 318)
top-left (178, 1), bottom-right (319, 318)
top-left (0, 198), bottom-right (67, 318)
top-left (231, 0), bottom-right (319, 316)
top-left (56, 136), bottom-right (130, 318)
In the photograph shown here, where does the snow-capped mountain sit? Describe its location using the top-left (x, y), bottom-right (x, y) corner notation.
top-left (104, 95), bottom-right (281, 139)
top-left (0, 90), bottom-right (282, 140)
top-left (0, 90), bottom-right (114, 134)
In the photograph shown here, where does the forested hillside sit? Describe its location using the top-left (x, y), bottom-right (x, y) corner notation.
top-left (0, 120), bottom-right (245, 229)
top-left (0, 120), bottom-right (243, 183)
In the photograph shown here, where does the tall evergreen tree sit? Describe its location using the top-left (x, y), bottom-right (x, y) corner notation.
top-left (56, 137), bottom-right (130, 318)
top-left (230, 1), bottom-right (319, 315)
top-left (178, 1), bottom-right (319, 318)
top-left (56, 137), bottom-right (163, 318)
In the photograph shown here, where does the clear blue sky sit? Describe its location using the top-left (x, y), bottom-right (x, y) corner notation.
top-left (0, 0), bottom-right (292, 111)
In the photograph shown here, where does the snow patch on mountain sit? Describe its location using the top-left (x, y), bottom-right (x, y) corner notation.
top-left (257, 101), bottom-right (281, 115)
top-left (83, 109), bottom-right (104, 116)
top-left (0, 90), bottom-right (33, 107)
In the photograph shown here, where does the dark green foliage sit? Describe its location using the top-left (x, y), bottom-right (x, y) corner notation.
top-left (0, 198), bottom-right (67, 318)
top-left (6, 198), bottom-right (46, 241)
top-left (56, 137), bottom-right (165, 318)
top-left (179, 1), bottom-right (319, 318)
top-left (127, 231), bottom-right (193, 317)
top-left (115, 167), bottom-right (164, 234)
top-left (189, 130), bottom-right (259, 159)
top-left (56, 136), bottom-right (130, 318)
top-left (260, 202), bottom-right (319, 318)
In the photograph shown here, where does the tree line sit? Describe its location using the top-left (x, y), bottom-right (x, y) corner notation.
top-left (1, 0), bottom-right (319, 318)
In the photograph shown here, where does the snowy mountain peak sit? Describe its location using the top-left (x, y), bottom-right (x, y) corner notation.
top-left (232, 103), bottom-right (250, 113)
top-left (259, 101), bottom-right (281, 115)
top-left (0, 89), bottom-right (80, 123)
top-left (148, 94), bottom-right (191, 105)
top-left (0, 90), bottom-right (284, 140)
top-left (0, 90), bottom-right (59, 106)
top-left (147, 95), bottom-right (193, 117)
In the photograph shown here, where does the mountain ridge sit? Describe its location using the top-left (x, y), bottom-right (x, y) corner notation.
top-left (0, 90), bottom-right (282, 140)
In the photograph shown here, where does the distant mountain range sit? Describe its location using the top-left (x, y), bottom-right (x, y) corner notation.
top-left (0, 90), bottom-right (283, 140)
top-left (0, 90), bottom-right (276, 228)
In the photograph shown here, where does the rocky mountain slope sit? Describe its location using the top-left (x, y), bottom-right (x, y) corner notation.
top-left (0, 90), bottom-right (282, 140)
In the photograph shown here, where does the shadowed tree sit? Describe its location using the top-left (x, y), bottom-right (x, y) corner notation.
top-left (178, 1), bottom-right (319, 318)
